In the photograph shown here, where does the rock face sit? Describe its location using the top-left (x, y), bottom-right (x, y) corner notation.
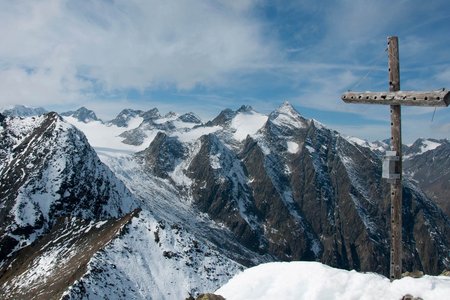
top-left (369, 137), bottom-right (449, 217)
top-left (141, 102), bottom-right (449, 276)
top-left (178, 112), bottom-right (202, 124)
top-left (140, 132), bottom-right (187, 178)
top-left (109, 108), bottom-right (145, 127)
top-left (0, 112), bottom-right (136, 266)
top-left (61, 107), bottom-right (100, 123)
top-left (403, 139), bottom-right (450, 217)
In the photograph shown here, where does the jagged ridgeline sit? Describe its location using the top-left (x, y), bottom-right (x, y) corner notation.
top-left (141, 102), bottom-right (448, 276)
top-left (0, 103), bottom-right (448, 299)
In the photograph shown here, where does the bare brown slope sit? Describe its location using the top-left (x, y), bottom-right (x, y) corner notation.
top-left (0, 209), bottom-right (139, 300)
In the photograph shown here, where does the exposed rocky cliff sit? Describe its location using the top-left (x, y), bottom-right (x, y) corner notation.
top-left (0, 112), bottom-right (136, 268)
top-left (404, 139), bottom-right (450, 217)
top-left (141, 102), bottom-right (449, 276)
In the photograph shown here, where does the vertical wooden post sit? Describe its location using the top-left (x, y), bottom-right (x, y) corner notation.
top-left (388, 36), bottom-right (402, 280)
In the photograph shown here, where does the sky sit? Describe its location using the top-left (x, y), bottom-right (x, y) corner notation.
top-left (0, 0), bottom-right (450, 143)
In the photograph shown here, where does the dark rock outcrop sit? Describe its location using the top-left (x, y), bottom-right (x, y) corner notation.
top-left (404, 141), bottom-right (450, 217)
top-left (140, 132), bottom-right (186, 178)
top-left (0, 112), bottom-right (135, 263)
top-left (61, 107), bottom-right (100, 123)
top-left (166, 103), bottom-right (449, 276)
top-left (109, 108), bottom-right (144, 127)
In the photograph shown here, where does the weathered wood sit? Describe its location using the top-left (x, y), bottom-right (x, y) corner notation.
top-left (340, 36), bottom-right (449, 281)
top-left (388, 36), bottom-right (400, 92)
top-left (388, 36), bottom-right (403, 281)
top-left (341, 90), bottom-right (450, 107)
top-left (390, 104), bottom-right (402, 281)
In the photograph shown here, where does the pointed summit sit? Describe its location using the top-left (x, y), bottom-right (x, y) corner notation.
top-left (269, 101), bottom-right (307, 130)
top-left (61, 107), bottom-right (99, 123)
top-left (141, 108), bottom-right (161, 122)
top-left (237, 105), bottom-right (254, 113)
top-left (178, 112), bottom-right (202, 124)
top-left (109, 109), bottom-right (144, 127)
top-left (276, 101), bottom-right (299, 116)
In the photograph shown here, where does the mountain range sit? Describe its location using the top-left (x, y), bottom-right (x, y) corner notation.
top-left (0, 103), bottom-right (448, 299)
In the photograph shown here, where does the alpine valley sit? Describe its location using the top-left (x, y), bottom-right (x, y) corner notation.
top-left (0, 103), bottom-right (448, 299)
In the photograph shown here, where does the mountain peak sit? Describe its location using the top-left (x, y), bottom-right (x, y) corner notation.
top-left (164, 111), bottom-right (177, 118)
top-left (207, 108), bottom-right (236, 127)
top-left (1, 104), bottom-right (48, 117)
top-left (237, 105), bottom-right (254, 113)
top-left (61, 107), bottom-right (99, 123)
top-left (276, 101), bottom-right (297, 115)
top-left (142, 108), bottom-right (161, 122)
top-left (109, 109), bottom-right (144, 127)
top-left (268, 101), bottom-right (307, 130)
top-left (178, 112), bottom-right (202, 124)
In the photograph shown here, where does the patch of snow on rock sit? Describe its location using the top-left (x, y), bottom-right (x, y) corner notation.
top-left (175, 126), bottom-right (221, 143)
top-left (286, 141), bottom-right (299, 154)
top-left (272, 103), bottom-right (306, 129)
top-left (419, 139), bottom-right (441, 154)
top-left (231, 111), bottom-right (268, 142)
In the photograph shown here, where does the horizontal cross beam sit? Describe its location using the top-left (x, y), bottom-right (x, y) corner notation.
top-left (341, 90), bottom-right (450, 107)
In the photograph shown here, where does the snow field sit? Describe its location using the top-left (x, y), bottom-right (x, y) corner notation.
top-left (216, 261), bottom-right (450, 300)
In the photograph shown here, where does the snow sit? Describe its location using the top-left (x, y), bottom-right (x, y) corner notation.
top-left (345, 136), bottom-right (370, 147)
top-left (305, 145), bottom-right (315, 153)
top-left (172, 120), bottom-right (198, 129)
top-left (419, 139), bottom-right (441, 154)
top-left (231, 111), bottom-right (268, 141)
top-left (272, 112), bottom-right (306, 129)
top-left (63, 116), bottom-right (149, 152)
top-left (216, 261), bottom-right (450, 300)
top-left (64, 211), bottom-right (244, 299)
top-left (210, 153), bottom-right (222, 169)
top-left (175, 125), bottom-right (221, 143)
top-left (286, 141), bottom-right (299, 154)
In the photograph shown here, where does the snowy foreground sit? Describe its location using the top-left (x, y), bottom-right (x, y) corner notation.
top-left (215, 262), bottom-right (450, 300)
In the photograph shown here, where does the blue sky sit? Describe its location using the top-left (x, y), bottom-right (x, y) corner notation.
top-left (1, 0), bottom-right (449, 143)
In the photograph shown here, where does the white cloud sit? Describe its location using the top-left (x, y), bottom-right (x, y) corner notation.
top-left (0, 0), bottom-right (274, 107)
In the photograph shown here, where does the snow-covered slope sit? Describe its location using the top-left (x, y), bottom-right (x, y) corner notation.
top-left (0, 112), bottom-right (260, 300)
top-left (63, 115), bottom-right (147, 152)
top-left (216, 261), bottom-right (450, 300)
top-left (64, 210), bottom-right (245, 299)
top-left (0, 112), bottom-right (136, 264)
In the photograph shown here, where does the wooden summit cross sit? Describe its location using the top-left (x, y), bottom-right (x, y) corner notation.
top-left (341, 36), bottom-right (450, 281)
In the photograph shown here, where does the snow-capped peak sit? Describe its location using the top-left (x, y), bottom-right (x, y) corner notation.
top-left (141, 108), bottom-right (161, 122)
top-left (61, 107), bottom-right (100, 123)
top-left (109, 109), bottom-right (144, 127)
top-left (269, 101), bottom-right (307, 129)
top-left (177, 112), bottom-right (202, 124)
top-left (0, 104), bottom-right (48, 117)
top-left (404, 138), bottom-right (444, 158)
top-left (413, 138), bottom-right (442, 154)
top-left (237, 105), bottom-right (254, 113)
